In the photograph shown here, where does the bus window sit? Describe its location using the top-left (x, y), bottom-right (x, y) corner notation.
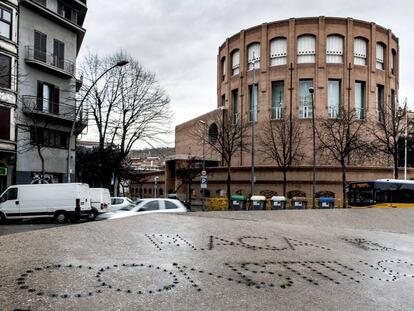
top-left (348, 183), bottom-right (374, 206)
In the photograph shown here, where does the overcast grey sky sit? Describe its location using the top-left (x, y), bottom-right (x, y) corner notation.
top-left (79, 0), bottom-right (414, 147)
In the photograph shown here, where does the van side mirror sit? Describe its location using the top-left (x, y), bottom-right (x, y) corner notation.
top-left (0, 197), bottom-right (5, 203)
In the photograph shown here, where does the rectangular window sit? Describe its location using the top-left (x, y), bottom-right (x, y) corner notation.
top-left (355, 81), bottom-right (365, 120)
top-left (0, 5), bottom-right (12, 40)
top-left (231, 50), bottom-right (240, 75)
top-left (249, 84), bottom-right (258, 122)
top-left (326, 36), bottom-right (343, 64)
top-left (221, 95), bottom-right (225, 107)
top-left (271, 81), bottom-right (284, 119)
top-left (299, 79), bottom-right (313, 119)
top-left (248, 43), bottom-right (260, 70)
top-left (231, 89), bottom-right (238, 125)
top-left (354, 38), bottom-right (367, 66)
top-left (34, 31), bottom-right (47, 62)
top-left (57, 1), bottom-right (78, 23)
top-left (37, 81), bottom-right (60, 115)
top-left (0, 53), bottom-right (11, 89)
top-left (376, 84), bottom-right (384, 121)
top-left (297, 35), bottom-right (316, 64)
top-left (328, 80), bottom-right (341, 118)
top-left (0, 106), bottom-right (10, 140)
top-left (221, 58), bottom-right (226, 81)
top-left (31, 127), bottom-right (68, 148)
top-left (34, 0), bottom-right (47, 6)
top-left (270, 38), bottom-right (287, 66)
top-left (376, 43), bottom-right (385, 70)
top-left (53, 39), bottom-right (65, 69)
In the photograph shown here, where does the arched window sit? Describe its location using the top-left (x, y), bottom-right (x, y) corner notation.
top-left (391, 49), bottom-right (397, 75)
top-left (376, 42), bottom-right (386, 70)
top-left (247, 43), bottom-right (260, 70)
top-left (231, 49), bottom-right (240, 75)
top-left (297, 35), bottom-right (316, 63)
top-left (354, 37), bottom-right (367, 65)
top-left (270, 37), bottom-right (287, 66)
top-left (326, 35), bottom-right (343, 63)
top-left (220, 57), bottom-right (226, 81)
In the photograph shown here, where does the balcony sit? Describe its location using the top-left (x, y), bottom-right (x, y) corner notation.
top-left (20, 0), bottom-right (86, 51)
top-left (24, 46), bottom-right (75, 78)
top-left (22, 96), bottom-right (87, 134)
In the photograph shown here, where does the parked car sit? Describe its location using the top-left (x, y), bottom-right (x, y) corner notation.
top-left (97, 198), bottom-right (187, 220)
top-left (111, 197), bottom-right (135, 211)
top-left (89, 188), bottom-right (111, 219)
top-left (0, 183), bottom-right (91, 224)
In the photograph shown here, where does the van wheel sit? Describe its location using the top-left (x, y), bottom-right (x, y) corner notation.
top-left (55, 211), bottom-right (67, 224)
top-left (88, 210), bottom-right (97, 221)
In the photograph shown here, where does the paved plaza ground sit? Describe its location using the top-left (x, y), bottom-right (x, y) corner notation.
top-left (0, 209), bottom-right (413, 310)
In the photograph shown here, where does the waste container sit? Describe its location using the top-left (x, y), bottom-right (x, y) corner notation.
top-left (230, 195), bottom-right (246, 210)
top-left (270, 196), bottom-right (287, 210)
top-left (250, 195), bottom-right (267, 210)
top-left (318, 197), bottom-right (334, 209)
top-left (291, 196), bottom-right (307, 209)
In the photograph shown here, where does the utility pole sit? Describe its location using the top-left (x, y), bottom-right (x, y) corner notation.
top-left (309, 87), bottom-right (316, 209)
top-left (251, 52), bottom-right (258, 197)
top-left (199, 120), bottom-right (206, 211)
top-left (404, 98), bottom-right (408, 180)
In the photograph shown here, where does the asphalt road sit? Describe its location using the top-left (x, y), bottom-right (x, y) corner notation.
top-left (0, 209), bottom-right (413, 310)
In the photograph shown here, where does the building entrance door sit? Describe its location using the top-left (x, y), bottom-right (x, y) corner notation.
top-left (0, 175), bottom-right (6, 194)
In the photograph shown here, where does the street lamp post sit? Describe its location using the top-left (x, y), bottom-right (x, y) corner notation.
top-left (67, 60), bottom-right (129, 183)
top-left (251, 53), bottom-right (258, 197)
top-left (199, 120), bottom-right (206, 211)
top-left (309, 87), bottom-right (316, 209)
top-left (154, 176), bottom-right (158, 198)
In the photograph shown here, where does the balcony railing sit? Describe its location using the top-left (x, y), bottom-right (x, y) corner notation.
top-left (328, 106), bottom-right (339, 118)
top-left (22, 96), bottom-right (87, 125)
top-left (271, 106), bottom-right (283, 120)
top-left (25, 46), bottom-right (75, 77)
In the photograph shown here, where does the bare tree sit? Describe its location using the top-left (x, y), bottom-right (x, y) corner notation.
top-left (316, 108), bottom-right (371, 208)
top-left (174, 157), bottom-right (202, 207)
top-left (192, 110), bottom-right (249, 208)
top-left (368, 98), bottom-right (407, 178)
top-left (80, 51), bottom-right (171, 192)
top-left (258, 116), bottom-right (304, 196)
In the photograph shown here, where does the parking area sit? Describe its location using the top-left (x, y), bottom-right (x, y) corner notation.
top-left (0, 209), bottom-right (413, 310)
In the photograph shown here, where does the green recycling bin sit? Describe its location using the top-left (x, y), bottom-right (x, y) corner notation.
top-left (230, 195), bottom-right (246, 210)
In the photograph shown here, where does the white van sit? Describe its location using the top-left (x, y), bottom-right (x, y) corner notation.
top-left (0, 183), bottom-right (91, 223)
top-left (89, 188), bottom-right (111, 218)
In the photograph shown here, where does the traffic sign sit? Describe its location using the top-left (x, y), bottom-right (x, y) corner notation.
top-left (201, 170), bottom-right (207, 176)
top-left (200, 176), bottom-right (208, 189)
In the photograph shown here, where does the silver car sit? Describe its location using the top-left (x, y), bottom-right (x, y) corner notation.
top-left (97, 198), bottom-right (187, 220)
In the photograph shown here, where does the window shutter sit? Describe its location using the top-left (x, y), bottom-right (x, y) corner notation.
top-left (53, 86), bottom-right (60, 115)
top-left (354, 38), bottom-right (367, 65)
top-left (36, 81), bottom-right (43, 110)
top-left (297, 35), bottom-right (316, 63)
top-left (270, 38), bottom-right (287, 66)
top-left (326, 35), bottom-right (343, 63)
